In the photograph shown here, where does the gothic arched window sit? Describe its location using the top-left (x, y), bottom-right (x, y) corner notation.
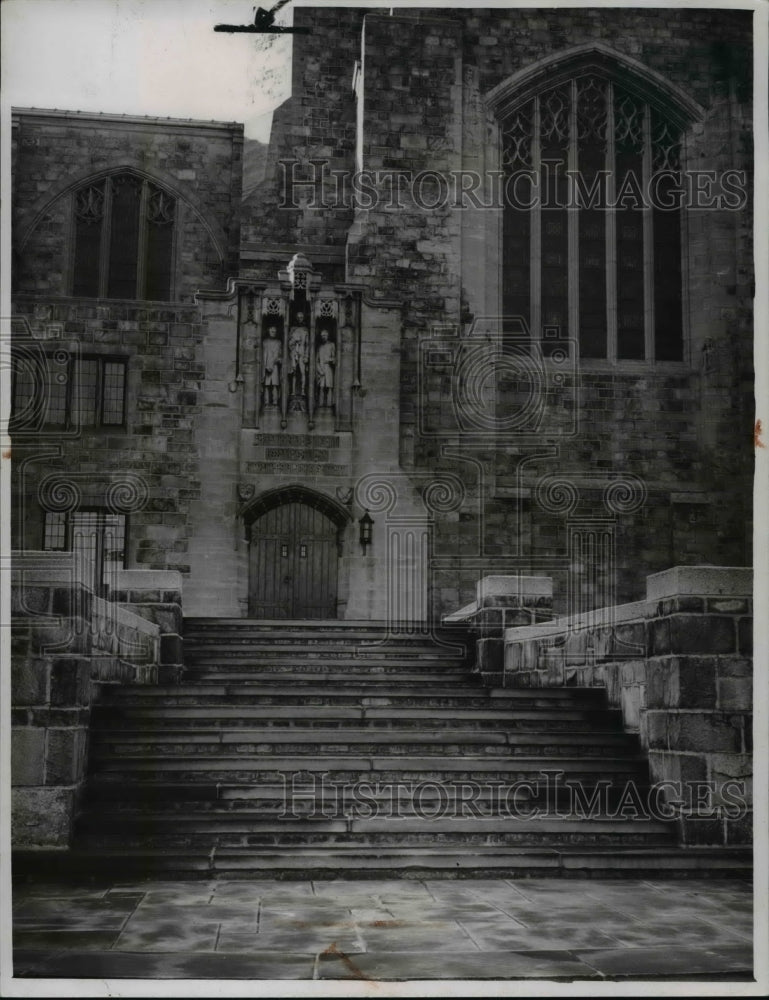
top-left (499, 68), bottom-right (689, 362)
top-left (72, 173), bottom-right (176, 301)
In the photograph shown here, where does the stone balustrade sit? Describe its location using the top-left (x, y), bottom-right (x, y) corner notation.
top-left (498, 566), bottom-right (752, 846)
top-left (10, 554), bottom-right (176, 847)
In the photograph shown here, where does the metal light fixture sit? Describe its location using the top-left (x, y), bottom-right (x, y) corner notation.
top-left (358, 510), bottom-right (373, 553)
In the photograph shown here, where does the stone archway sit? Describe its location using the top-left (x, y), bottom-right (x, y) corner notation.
top-left (242, 485), bottom-right (351, 619)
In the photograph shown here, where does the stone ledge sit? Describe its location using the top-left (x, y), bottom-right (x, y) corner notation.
top-left (477, 575), bottom-right (553, 602)
top-left (12, 551), bottom-right (97, 588)
top-left (646, 566), bottom-right (752, 601)
top-left (91, 596), bottom-right (160, 637)
top-left (113, 569), bottom-right (184, 593)
top-left (444, 576), bottom-right (553, 624)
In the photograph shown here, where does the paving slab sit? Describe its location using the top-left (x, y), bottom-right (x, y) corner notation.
top-left (577, 943), bottom-right (754, 977)
top-left (9, 875), bottom-right (754, 984)
top-left (13, 930), bottom-right (124, 951)
top-left (355, 923), bottom-right (478, 952)
top-left (315, 948), bottom-right (597, 980)
top-left (12, 949), bottom-right (318, 979)
top-left (458, 919), bottom-right (623, 951)
top-left (114, 919), bottom-right (221, 953)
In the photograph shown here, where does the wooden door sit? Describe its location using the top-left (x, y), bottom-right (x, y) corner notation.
top-left (249, 502), bottom-right (338, 618)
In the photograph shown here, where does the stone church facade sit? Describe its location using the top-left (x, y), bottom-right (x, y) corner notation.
top-left (9, 6), bottom-right (754, 852)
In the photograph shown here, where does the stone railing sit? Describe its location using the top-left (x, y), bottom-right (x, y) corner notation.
top-left (10, 553), bottom-right (181, 848)
top-left (499, 566), bottom-right (752, 847)
top-left (111, 569), bottom-right (184, 682)
top-left (443, 575), bottom-right (554, 684)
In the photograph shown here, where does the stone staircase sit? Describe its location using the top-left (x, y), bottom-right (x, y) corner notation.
top-left (57, 621), bottom-right (751, 877)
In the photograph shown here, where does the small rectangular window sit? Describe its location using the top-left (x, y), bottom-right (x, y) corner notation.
top-left (12, 356), bottom-right (127, 430)
top-left (44, 510), bottom-right (127, 589)
top-left (73, 358), bottom-right (100, 427)
top-left (43, 511), bottom-right (67, 551)
top-left (102, 362), bottom-right (127, 425)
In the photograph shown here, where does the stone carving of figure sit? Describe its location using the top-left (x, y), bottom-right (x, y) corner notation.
top-left (316, 328), bottom-right (336, 407)
top-left (262, 325), bottom-right (282, 406)
top-left (287, 311), bottom-right (309, 396)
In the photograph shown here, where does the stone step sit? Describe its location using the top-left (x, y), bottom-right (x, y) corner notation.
top-left (184, 652), bottom-right (467, 667)
top-left (75, 817), bottom-right (675, 849)
top-left (184, 618), bottom-right (465, 637)
top-left (184, 645), bottom-right (463, 655)
top-left (101, 683), bottom-right (484, 700)
top-left (183, 670), bottom-right (474, 684)
top-left (13, 845), bottom-right (753, 880)
top-left (83, 778), bottom-right (657, 810)
top-left (88, 705), bottom-right (625, 728)
top-left (70, 620), bottom-right (693, 880)
top-left (96, 689), bottom-right (607, 710)
top-left (90, 730), bottom-right (638, 757)
top-left (91, 754), bottom-right (649, 784)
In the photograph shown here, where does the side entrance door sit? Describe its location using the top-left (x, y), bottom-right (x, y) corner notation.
top-left (248, 501), bottom-right (338, 618)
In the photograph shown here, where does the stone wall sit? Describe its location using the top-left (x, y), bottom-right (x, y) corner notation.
top-left (500, 566), bottom-right (752, 845)
top-left (11, 110), bottom-right (244, 578)
top-left (10, 554), bottom-right (163, 847)
top-left (239, 7), bottom-right (362, 278)
top-left (110, 569), bottom-right (185, 682)
top-left (11, 302), bottom-right (206, 576)
top-left (12, 110), bottom-right (243, 298)
top-left (10, 10), bottom-right (754, 624)
top-left (245, 7), bottom-right (754, 616)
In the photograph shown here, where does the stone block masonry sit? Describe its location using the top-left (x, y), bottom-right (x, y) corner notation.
top-left (12, 300), bottom-right (207, 578)
top-left (500, 566), bottom-right (752, 846)
top-left (243, 6), bottom-right (754, 616)
top-left (10, 555), bottom-right (172, 848)
top-left (11, 110), bottom-right (243, 582)
top-left (13, 110), bottom-right (243, 298)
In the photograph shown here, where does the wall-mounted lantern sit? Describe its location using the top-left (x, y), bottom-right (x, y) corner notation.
top-left (358, 509), bottom-right (374, 553)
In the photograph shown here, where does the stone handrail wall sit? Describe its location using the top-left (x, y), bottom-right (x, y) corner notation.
top-left (10, 554), bottom-right (177, 847)
top-left (501, 567), bottom-right (752, 846)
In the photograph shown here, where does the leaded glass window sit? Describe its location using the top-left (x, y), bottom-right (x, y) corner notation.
top-left (72, 173), bottom-right (176, 301)
top-left (501, 75), bottom-right (683, 362)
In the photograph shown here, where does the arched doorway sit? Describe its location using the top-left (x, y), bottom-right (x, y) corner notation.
top-left (244, 486), bottom-right (349, 619)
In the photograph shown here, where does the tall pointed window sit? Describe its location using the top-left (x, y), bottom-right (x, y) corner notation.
top-left (501, 74), bottom-right (684, 362)
top-left (72, 173), bottom-right (176, 301)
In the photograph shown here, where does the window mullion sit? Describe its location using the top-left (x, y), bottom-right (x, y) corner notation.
top-left (99, 178), bottom-right (113, 299)
top-left (66, 356), bottom-right (75, 431)
top-left (531, 98), bottom-right (542, 341)
top-left (568, 78), bottom-right (579, 351)
top-left (679, 132), bottom-right (691, 366)
top-left (136, 181), bottom-right (150, 300)
top-left (605, 82), bottom-right (617, 363)
top-left (97, 359), bottom-right (105, 427)
top-left (642, 106), bottom-right (655, 362)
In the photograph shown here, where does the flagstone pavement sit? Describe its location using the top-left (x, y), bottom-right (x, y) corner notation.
top-left (9, 877), bottom-right (755, 986)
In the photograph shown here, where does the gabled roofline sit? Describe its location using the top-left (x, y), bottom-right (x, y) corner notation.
top-left (12, 107), bottom-right (244, 135)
